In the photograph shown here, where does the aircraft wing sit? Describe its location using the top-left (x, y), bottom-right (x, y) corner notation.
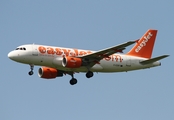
top-left (79, 40), bottom-right (136, 66)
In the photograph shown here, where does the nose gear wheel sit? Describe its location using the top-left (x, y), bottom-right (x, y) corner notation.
top-left (28, 64), bottom-right (34, 76)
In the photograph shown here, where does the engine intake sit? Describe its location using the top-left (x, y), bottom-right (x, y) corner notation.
top-left (62, 56), bottom-right (82, 68)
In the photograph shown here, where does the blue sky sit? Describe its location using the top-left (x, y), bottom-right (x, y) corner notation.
top-left (1, 0), bottom-right (173, 120)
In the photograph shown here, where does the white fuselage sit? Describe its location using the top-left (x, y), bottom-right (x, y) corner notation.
top-left (8, 44), bottom-right (161, 73)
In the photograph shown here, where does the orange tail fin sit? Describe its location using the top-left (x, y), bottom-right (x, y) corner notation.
top-left (127, 29), bottom-right (157, 58)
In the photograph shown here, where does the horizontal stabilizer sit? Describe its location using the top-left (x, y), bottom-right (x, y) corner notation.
top-left (140, 55), bottom-right (169, 65)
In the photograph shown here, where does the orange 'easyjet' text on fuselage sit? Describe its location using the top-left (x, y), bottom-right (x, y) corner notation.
top-left (38, 46), bottom-right (122, 62)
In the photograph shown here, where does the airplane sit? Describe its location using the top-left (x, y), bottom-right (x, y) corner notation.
top-left (8, 29), bottom-right (169, 85)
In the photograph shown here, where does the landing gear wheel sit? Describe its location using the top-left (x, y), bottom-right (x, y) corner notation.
top-left (28, 71), bottom-right (34, 75)
top-left (69, 78), bottom-right (77, 85)
top-left (28, 64), bottom-right (34, 76)
top-left (86, 71), bottom-right (94, 78)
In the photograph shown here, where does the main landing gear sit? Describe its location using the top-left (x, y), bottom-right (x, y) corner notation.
top-left (69, 71), bottom-right (94, 85)
top-left (86, 71), bottom-right (94, 78)
top-left (69, 78), bottom-right (77, 85)
top-left (28, 64), bottom-right (34, 76)
top-left (69, 73), bottom-right (77, 85)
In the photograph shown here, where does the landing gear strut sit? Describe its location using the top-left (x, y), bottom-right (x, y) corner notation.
top-left (69, 73), bottom-right (77, 85)
top-left (28, 64), bottom-right (34, 76)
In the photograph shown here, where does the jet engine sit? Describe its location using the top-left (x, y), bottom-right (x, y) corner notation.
top-left (62, 56), bottom-right (82, 68)
top-left (38, 67), bottom-right (63, 79)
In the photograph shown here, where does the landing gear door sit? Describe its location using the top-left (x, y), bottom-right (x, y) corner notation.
top-left (32, 44), bottom-right (38, 56)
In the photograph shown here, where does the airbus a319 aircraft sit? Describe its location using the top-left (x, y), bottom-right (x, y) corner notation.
top-left (8, 29), bottom-right (169, 85)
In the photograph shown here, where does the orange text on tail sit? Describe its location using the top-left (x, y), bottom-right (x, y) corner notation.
top-left (127, 29), bottom-right (157, 58)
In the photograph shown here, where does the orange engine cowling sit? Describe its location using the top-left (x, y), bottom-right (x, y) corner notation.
top-left (62, 56), bottom-right (82, 68)
top-left (38, 67), bottom-right (63, 79)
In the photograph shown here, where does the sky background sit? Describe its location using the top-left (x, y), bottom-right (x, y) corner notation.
top-left (0, 0), bottom-right (173, 120)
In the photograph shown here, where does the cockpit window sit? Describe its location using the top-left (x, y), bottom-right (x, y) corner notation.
top-left (15, 47), bottom-right (26, 50)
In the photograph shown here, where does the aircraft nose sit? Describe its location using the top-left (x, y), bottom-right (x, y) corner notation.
top-left (8, 51), bottom-right (13, 59)
top-left (8, 51), bottom-right (17, 60)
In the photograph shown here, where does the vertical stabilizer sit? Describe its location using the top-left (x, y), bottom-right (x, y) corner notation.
top-left (127, 29), bottom-right (157, 58)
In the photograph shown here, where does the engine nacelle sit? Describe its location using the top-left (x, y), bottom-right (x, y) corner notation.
top-left (62, 56), bottom-right (82, 68)
top-left (38, 67), bottom-right (63, 79)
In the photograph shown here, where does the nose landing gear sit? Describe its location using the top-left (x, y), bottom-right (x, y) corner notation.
top-left (28, 64), bottom-right (34, 76)
top-left (28, 71), bottom-right (33, 75)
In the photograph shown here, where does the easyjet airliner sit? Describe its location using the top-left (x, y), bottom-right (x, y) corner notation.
top-left (8, 29), bottom-right (169, 85)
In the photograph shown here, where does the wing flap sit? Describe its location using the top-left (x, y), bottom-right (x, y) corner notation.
top-left (140, 55), bottom-right (169, 65)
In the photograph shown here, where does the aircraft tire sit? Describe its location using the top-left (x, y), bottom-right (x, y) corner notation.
top-left (28, 71), bottom-right (34, 75)
top-left (86, 71), bottom-right (93, 78)
top-left (70, 78), bottom-right (77, 85)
